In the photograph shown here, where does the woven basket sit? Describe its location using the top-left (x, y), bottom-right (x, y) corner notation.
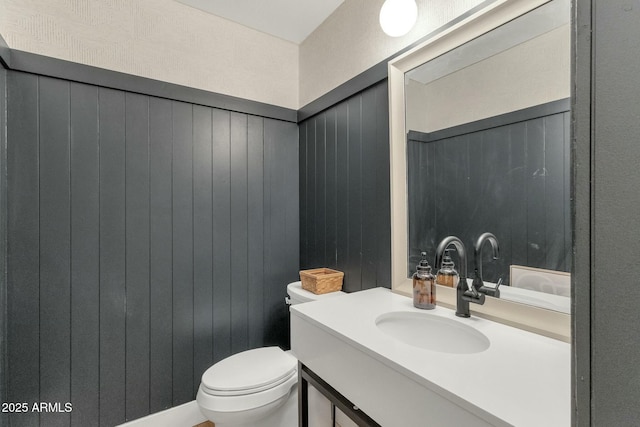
top-left (299, 268), bottom-right (344, 294)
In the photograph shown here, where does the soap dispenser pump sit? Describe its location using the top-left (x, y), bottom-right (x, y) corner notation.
top-left (436, 249), bottom-right (459, 288)
top-left (413, 251), bottom-right (436, 309)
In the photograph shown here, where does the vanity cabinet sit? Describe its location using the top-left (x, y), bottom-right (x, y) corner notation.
top-left (290, 288), bottom-right (569, 427)
top-left (298, 362), bottom-right (380, 427)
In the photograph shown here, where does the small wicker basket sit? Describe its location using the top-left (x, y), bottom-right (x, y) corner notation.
top-left (299, 268), bottom-right (344, 294)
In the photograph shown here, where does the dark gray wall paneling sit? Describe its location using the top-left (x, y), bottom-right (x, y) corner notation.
top-left (5, 70), bottom-right (299, 426)
top-left (407, 103), bottom-right (571, 281)
top-left (299, 81), bottom-right (391, 292)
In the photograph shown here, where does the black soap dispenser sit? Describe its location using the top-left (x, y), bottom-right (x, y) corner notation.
top-left (413, 252), bottom-right (436, 309)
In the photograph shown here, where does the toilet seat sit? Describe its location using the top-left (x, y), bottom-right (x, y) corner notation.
top-left (198, 347), bottom-right (297, 413)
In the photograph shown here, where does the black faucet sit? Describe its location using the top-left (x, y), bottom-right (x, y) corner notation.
top-left (472, 232), bottom-right (502, 298)
top-left (435, 236), bottom-right (485, 318)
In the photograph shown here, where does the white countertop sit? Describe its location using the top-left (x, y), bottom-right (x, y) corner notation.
top-left (291, 287), bottom-right (570, 427)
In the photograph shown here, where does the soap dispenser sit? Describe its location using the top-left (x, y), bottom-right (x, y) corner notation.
top-left (413, 251), bottom-right (436, 309)
top-left (436, 249), bottom-right (459, 288)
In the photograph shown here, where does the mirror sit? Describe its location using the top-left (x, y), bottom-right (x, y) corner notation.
top-left (388, 0), bottom-right (572, 325)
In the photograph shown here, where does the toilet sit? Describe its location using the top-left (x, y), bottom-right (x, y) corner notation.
top-left (196, 281), bottom-right (345, 427)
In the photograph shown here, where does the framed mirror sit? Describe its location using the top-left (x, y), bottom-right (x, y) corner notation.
top-left (388, 0), bottom-right (571, 339)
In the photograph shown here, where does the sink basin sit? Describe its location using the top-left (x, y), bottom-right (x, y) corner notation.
top-left (375, 311), bottom-right (490, 354)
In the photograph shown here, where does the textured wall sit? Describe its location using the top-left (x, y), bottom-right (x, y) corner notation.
top-left (299, 0), bottom-right (486, 107)
top-left (590, 0), bottom-right (640, 424)
top-left (0, 0), bottom-right (299, 109)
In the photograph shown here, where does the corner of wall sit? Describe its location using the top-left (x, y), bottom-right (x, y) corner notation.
top-left (0, 61), bottom-right (8, 427)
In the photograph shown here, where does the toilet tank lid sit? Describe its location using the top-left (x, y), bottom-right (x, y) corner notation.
top-left (201, 347), bottom-right (296, 393)
top-left (286, 281), bottom-right (345, 303)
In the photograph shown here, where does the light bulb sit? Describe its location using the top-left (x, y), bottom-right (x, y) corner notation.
top-left (379, 0), bottom-right (418, 37)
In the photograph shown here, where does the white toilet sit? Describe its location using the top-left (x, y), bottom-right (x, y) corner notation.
top-left (196, 281), bottom-right (345, 427)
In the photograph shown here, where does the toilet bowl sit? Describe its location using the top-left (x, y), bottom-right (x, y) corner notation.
top-left (196, 281), bottom-right (345, 427)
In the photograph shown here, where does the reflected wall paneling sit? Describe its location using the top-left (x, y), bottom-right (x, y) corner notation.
top-left (406, 102), bottom-right (571, 281)
top-left (299, 81), bottom-right (391, 292)
top-left (5, 70), bottom-right (299, 426)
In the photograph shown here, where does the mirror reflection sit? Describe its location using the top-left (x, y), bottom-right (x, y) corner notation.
top-left (404, 0), bottom-right (570, 313)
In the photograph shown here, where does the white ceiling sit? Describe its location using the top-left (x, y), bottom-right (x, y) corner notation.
top-left (174, 0), bottom-right (345, 44)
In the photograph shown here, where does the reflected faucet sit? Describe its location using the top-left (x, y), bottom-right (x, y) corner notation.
top-left (472, 232), bottom-right (501, 297)
top-left (435, 236), bottom-right (485, 318)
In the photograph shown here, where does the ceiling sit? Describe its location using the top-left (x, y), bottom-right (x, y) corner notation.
top-left (174, 0), bottom-right (345, 44)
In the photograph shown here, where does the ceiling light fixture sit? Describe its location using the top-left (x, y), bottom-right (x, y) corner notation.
top-left (379, 0), bottom-right (418, 37)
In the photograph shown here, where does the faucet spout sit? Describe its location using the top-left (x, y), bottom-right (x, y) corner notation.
top-left (472, 232), bottom-right (500, 295)
top-left (434, 236), bottom-right (467, 280)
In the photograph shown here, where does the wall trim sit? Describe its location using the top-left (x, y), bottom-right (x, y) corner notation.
top-left (1, 47), bottom-right (296, 123)
top-left (408, 97), bottom-right (570, 143)
top-left (572, 0), bottom-right (592, 423)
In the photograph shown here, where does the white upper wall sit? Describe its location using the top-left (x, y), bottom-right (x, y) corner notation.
top-left (299, 0), bottom-right (486, 107)
top-left (0, 0), bottom-right (491, 109)
top-left (0, 0), bottom-right (299, 109)
top-left (406, 24), bottom-right (571, 133)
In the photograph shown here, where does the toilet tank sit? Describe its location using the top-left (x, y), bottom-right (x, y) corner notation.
top-left (286, 281), bottom-right (345, 306)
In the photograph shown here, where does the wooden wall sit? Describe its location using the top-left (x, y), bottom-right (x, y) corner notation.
top-left (5, 70), bottom-right (299, 426)
top-left (299, 81), bottom-right (391, 292)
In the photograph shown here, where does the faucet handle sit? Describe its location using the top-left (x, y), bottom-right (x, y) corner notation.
top-left (479, 277), bottom-right (502, 298)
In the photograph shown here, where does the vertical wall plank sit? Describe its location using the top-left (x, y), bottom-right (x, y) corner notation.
top-left (525, 118), bottom-right (546, 268)
top-left (299, 121), bottom-right (308, 268)
top-left (346, 96), bottom-right (363, 291)
top-left (230, 113), bottom-right (249, 354)
top-left (7, 71), bottom-right (40, 427)
top-left (360, 89), bottom-right (378, 289)
top-left (39, 76), bottom-right (71, 427)
top-left (247, 116), bottom-right (265, 348)
top-left (562, 111), bottom-right (571, 271)
top-left (281, 119), bottom-right (300, 339)
top-left (306, 120), bottom-right (316, 268)
top-left (98, 87), bottom-right (127, 427)
top-left (69, 82), bottom-right (100, 427)
top-left (509, 122), bottom-right (528, 268)
top-left (315, 114), bottom-right (327, 266)
top-left (149, 96), bottom-right (173, 412)
top-left (374, 82), bottom-right (391, 287)
top-left (325, 110), bottom-right (338, 269)
top-left (193, 105), bottom-right (214, 394)
top-left (335, 102), bottom-right (350, 278)
top-left (125, 92), bottom-right (150, 420)
top-left (211, 109), bottom-right (231, 363)
top-left (544, 114), bottom-right (567, 271)
top-left (172, 101), bottom-right (194, 405)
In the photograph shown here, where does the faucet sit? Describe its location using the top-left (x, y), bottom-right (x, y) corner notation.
top-left (435, 236), bottom-right (485, 318)
top-left (472, 232), bottom-right (501, 297)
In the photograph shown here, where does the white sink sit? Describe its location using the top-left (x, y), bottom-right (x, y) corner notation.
top-left (375, 311), bottom-right (490, 354)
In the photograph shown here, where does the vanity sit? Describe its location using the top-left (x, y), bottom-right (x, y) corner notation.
top-left (291, 288), bottom-right (570, 426)
top-left (291, 0), bottom-right (573, 424)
